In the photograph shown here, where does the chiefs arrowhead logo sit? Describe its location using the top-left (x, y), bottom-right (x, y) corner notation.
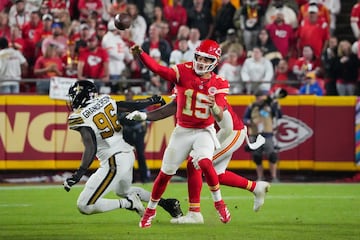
top-left (87, 55), bottom-right (102, 66)
top-left (274, 115), bottom-right (313, 152)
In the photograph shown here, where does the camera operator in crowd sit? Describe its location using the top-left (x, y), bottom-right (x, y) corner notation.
top-left (243, 88), bottom-right (286, 183)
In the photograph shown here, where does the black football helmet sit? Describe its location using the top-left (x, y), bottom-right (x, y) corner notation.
top-left (67, 80), bottom-right (98, 110)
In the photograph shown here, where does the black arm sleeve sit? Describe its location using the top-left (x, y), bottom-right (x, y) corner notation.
top-left (116, 95), bottom-right (165, 112)
top-left (146, 100), bottom-right (177, 121)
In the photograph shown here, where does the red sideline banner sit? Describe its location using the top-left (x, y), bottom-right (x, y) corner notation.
top-left (0, 95), bottom-right (359, 171)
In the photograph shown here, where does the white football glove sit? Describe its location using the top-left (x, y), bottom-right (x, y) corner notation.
top-left (126, 110), bottom-right (147, 121)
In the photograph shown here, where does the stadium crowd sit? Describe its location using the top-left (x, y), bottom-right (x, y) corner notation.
top-left (0, 0), bottom-right (359, 96)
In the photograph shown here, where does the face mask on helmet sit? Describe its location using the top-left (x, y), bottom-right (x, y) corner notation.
top-left (67, 80), bottom-right (98, 110)
top-left (193, 39), bottom-right (221, 75)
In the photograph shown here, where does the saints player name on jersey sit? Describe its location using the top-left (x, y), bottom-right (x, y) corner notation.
top-left (68, 95), bottom-right (133, 162)
top-left (82, 95), bottom-right (111, 118)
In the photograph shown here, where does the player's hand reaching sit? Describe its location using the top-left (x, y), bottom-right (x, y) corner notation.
top-left (63, 176), bottom-right (80, 192)
top-left (130, 45), bottom-right (143, 56)
top-left (147, 95), bottom-right (166, 106)
top-left (126, 110), bottom-right (147, 121)
top-left (63, 167), bottom-right (87, 192)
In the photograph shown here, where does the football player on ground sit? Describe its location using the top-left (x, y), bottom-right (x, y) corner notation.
top-left (63, 80), bottom-right (183, 219)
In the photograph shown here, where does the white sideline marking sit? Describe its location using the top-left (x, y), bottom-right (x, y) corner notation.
top-left (0, 204), bottom-right (31, 207)
top-left (222, 195), bottom-right (358, 200)
top-left (0, 185), bottom-right (83, 190)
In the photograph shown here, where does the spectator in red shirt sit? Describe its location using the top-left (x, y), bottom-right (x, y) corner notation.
top-left (33, 14), bottom-right (54, 58)
top-left (296, 0), bottom-right (308, 7)
top-left (292, 45), bottom-right (321, 83)
top-left (0, 0), bottom-right (12, 13)
top-left (77, 0), bottom-right (103, 22)
top-left (298, 0), bottom-right (330, 26)
top-left (9, 26), bottom-right (25, 54)
top-left (22, 11), bottom-right (43, 64)
top-left (44, 0), bottom-right (68, 19)
top-left (0, 12), bottom-right (11, 42)
top-left (297, 5), bottom-right (329, 59)
top-left (351, 0), bottom-right (360, 39)
top-left (77, 34), bottom-right (110, 90)
top-left (163, 0), bottom-right (187, 42)
top-left (270, 59), bottom-right (299, 95)
top-left (34, 43), bottom-right (64, 94)
top-left (265, 9), bottom-right (294, 59)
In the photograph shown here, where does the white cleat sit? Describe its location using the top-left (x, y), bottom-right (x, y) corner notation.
top-left (253, 181), bottom-right (270, 212)
top-left (170, 211), bottom-right (204, 224)
top-left (126, 193), bottom-right (145, 217)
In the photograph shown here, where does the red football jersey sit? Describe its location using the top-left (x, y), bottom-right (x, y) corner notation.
top-left (174, 62), bottom-right (229, 128)
top-left (139, 52), bottom-right (229, 129)
top-left (224, 102), bottom-right (244, 131)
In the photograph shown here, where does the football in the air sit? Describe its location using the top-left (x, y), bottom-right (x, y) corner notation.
top-left (114, 13), bottom-right (132, 30)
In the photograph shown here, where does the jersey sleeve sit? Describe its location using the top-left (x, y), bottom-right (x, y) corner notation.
top-left (139, 51), bottom-right (177, 82)
top-left (215, 75), bottom-right (230, 109)
top-left (68, 112), bottom-right (86, 130)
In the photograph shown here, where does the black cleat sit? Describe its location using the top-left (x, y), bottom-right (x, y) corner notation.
top-left (159, 198), bottom-right (184, 218)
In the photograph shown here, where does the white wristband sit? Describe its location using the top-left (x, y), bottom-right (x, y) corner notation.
top-left (211, 104), bottom-right (221, 115)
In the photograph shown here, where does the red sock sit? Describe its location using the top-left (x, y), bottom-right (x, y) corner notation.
top-left (187, 157), bottom-right (202, 212)
top-left (197, 158), bottom-right (219, 190)
top-left (218, 170), bottom-right (256, 191)
top-left (151, 171), bottom-right (172, 200)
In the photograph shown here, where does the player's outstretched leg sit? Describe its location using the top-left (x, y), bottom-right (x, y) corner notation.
top-left (159, 198), bottom-right (184, 218)
top-left (126, 193), bottom-right (145, 217)
top-left (253, 181), bottom-right (270, 212)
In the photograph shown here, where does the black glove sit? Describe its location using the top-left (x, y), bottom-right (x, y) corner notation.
top-left (63, 167), bottom-right (87, 192)
top-left (147, 95), bottom-right (166, 106)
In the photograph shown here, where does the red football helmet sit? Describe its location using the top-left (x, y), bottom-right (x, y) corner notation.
top-left (193, 39), bottom-right (221, 75)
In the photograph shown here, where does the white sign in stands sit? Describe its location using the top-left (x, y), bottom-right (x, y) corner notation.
top-left (49, 77), bottom-right (77, 100)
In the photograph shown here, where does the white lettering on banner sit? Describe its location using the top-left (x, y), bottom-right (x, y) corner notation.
top-left (274, 115), bottom-right (313, 151)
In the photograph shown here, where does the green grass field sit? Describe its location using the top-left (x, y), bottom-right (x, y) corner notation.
top-left (0, 182), bottom-right (359, 240)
